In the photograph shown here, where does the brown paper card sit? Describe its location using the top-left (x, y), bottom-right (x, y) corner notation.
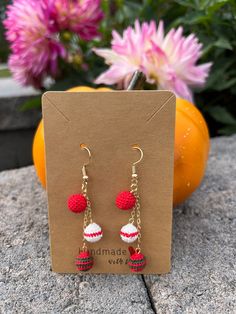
top-left (42, 90), bottom-right (176, 274)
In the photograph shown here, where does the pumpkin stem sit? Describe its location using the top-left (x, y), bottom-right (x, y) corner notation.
top-left (127, 71), bottom-right (146, 90)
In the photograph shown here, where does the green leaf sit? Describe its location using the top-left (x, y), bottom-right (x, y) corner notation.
top-left (174, 11), bottom-right (210, 25)
top-left (215, 77), bottom-right (236, 91)
top-left (208, 106), bottom-right (236, 125)
top-left (20, 96), bottom-right (42, 111)
top-left (205, 58), bottom-right (235, 90)
top-left (0, 68), bottom-right (11, 78)
top-left (218, 124), bottom-right (236, 135)
top-left (214, 37), bottom-right (233, 50)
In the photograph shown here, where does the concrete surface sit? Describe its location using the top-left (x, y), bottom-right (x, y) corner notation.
top-left (145, 135), bottom-right (236, 313)
top-left (0, 136), bottom-right (235, 313)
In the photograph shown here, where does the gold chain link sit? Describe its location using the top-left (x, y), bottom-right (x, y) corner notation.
top-left (136, 197), bottom-right (142, 247)
top-left (82, 178), bottom-right (88, 229)
top-left (81, 177), bottom-right (93, 251)
top-left (131, 176), bottom-right (138, 195)
top-left (129, 175), bottom-right (142, 253)
top-left (128, 207), bottom-right (136, 224)
top-left (86, 200), bottom-right (93, 224)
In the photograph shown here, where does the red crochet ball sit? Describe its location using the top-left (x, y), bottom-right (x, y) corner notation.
top-left (68, 194), bottom-right (87, 213)
top-left (128, 252), bottom-right (146, 272)
top-left (116, 191), bottom-right (136, 210)
top-left (75, 251), bottom-right (93, 271)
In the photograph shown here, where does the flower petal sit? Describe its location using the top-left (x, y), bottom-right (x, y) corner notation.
top-left (94, 19), bottom-right (212, 99)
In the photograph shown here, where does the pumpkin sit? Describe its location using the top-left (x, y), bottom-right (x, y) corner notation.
top-left (174, 98), bottom-right (209, 205)
top-left (33, 88), bottom-right (209, 206)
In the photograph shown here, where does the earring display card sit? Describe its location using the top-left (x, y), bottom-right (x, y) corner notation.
top-left (42, 90), bottom-right (176, 274)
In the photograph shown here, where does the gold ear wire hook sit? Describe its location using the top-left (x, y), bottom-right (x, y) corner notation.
top-left (80, 143), bottom-right (91, 179)
top-left (132, 145), bottom-right (143, 176)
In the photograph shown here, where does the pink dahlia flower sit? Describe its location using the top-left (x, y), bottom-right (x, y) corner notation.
top-left (4, 0), bottom-right (66, 88)
top-left (94, 20), bottom-right (212, 101)
top-left (50, 0), bottom-right (104, 41)
top-left (4, 0), bottom-right (103, 88)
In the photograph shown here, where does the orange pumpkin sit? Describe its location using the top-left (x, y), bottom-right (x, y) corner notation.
top-left (33, 89), bottom-right (209, 206)
top-left (174, 98), bottom-right (209, 205)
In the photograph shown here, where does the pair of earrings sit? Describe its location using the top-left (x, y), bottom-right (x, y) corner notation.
top-left (67, 144), bottom-right (146, 273)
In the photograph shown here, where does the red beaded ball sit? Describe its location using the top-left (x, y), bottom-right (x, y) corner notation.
top-left (116, 191), bottom-right (136, 210)
top-left (68, 194), bottom-right (87, 213)
top-left (75, 251), bottom-right (93, 271)
top-left (128, 252), bottom-right (146, 272)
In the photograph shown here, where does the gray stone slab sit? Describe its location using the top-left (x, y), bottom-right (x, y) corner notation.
top-left (0, 96), bottom-right (41, 131)
top-left (0, 167), bottom-right (154, 313)
top-left (0, 129), bottom-right (35, 171)
top-left (0, 77), bottom-right (39, 98)
top-left (0, 136), bottom-right (235, 313)
top-left (0, 78), bottom-right (41, 131)
top-left (145, 135), bottom-right (236, 313)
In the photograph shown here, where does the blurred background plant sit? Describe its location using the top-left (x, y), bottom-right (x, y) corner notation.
top-left (1, 0), bottom-right (236, 136)
top-left (0, 1), bottom-right (10, 76)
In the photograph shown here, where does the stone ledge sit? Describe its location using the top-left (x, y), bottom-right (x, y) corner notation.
top-left (0, 136), bottom-right (235, 313)
top-left (0, 78), bottom-right (41, 131)
top-left (0, 77), bottom-right (39, 98)
top-left (146, 135), bottom-right (236, 313)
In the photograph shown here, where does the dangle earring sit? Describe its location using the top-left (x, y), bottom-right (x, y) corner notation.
top-left (67, 144), bottom-right (103, 271)
top-left (115, 145), bottom-right (146, 272)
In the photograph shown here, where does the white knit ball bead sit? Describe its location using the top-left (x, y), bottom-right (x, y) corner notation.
top-left (120, 223), bottom-right (139, 243)
top-left (84, 222), bottom-right (103, 243)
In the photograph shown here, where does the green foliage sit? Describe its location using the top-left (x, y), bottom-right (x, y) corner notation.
top-left (98, 0), bottom-right (236, 136)
top-left (0, 0), bottom-right (10, 62)
top-left (20, 96), bottom-right (42, 111)
top-left (0, 67), bottom-right (11, 78)
top-left (1, 0), bottom-right (236, 135)
top-left (169, 0), bottom-right (236, 136)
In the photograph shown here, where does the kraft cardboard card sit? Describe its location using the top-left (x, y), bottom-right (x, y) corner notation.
top-left (42, 90), bottom-right (176, 274)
